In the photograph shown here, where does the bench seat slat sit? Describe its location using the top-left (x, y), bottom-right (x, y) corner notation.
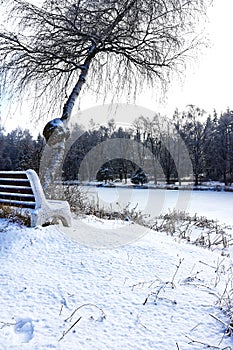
top-left (0, 192), bottom-right (35, 201)
top-left (0, 199), bottom-right (36, 209)
top-left (0, 199), bottom-right (36, 208)
top-left (0, 179), bottom-right (31, 186)
top-left (0, 186), bottom-right (33, 194)
top-left (0, 172), bottom-right (28, 179)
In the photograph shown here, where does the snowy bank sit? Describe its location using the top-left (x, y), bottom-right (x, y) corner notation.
top-left (0, 216), bottom-right (233, 349)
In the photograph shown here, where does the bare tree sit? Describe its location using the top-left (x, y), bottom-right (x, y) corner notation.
top-left (133, 115), bottom-right (162, 184)
top-left (180, 105), bottom-right (206, 186)
top-left (0, 0), bottom-right (210, 193)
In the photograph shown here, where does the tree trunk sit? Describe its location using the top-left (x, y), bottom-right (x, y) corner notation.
top-left (42, 42), bottom-right (97, 195)
top-left (152, 157), bottom-right (157, 185)
top-left (42, 1), bottom-right (139, 195)
top-left (43, 142), bottom-right (66, 198)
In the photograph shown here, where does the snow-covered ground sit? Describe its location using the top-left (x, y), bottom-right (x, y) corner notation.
top-left (0, 197), bottom-right (233, 349)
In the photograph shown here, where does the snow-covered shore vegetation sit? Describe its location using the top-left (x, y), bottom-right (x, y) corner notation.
top-left (1, 191), bottom-right (233, 349)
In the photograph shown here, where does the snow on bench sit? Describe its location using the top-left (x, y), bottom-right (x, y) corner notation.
top-left (0, 169), bottom-right (72, 227)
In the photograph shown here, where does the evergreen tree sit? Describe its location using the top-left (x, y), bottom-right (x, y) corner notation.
top-left (216, 110), bottom-right (233, 184)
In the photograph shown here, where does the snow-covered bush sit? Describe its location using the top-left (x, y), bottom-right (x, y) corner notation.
top-left (148, 210), bottom-right (232, 253)
top-left (131, 168), bottom-right (148, 185)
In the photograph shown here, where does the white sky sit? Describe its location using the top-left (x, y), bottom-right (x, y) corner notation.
top-left (136, 0), bottom-right (233, 116)
top-left (1, 0), bottom-right (233, 133)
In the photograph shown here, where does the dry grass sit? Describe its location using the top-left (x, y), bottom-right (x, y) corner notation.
top-left (146, 210), bottom-right (233, 254)
top-left (53, 184), bottom-right (147, 224)
top-left (0, 204), bottom-right (31, 226)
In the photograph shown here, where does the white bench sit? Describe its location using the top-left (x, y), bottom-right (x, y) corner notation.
top-left (0, 169), bottom-right (72, 227)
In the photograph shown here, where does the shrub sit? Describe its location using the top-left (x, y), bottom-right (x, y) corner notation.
top-left (0, 204), bottom-right (31, 226)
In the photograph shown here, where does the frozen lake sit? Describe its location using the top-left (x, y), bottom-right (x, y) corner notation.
top-left (86, 186), bottom-right (233, 226)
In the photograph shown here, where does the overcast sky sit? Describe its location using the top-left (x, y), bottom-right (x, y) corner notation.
top-left (134, 0), bottom-right (233, 116)
top-left (172, 0), bottom-right (233, 114)
top-left (1, 0), bottom-right (233, 133)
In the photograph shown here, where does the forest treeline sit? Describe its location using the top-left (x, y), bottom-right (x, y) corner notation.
top-left (0, 105), bottom-right (233, 186)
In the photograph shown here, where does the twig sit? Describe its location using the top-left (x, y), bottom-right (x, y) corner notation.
top-left (148, 276), bottom-right (163, 288)
top-left (59, 304), bottom-right (63, 316)
top-left (129, 278), bottom-right (161, 291)
top-left (58, 316), bottom-right (82, 342)
top-left (171, 258), bottom-right (184, 287)
top-left (143, 281), bottom-right (176, 305)
top-left (189, 322), bottom-right (202, 332)
top-left (0, 320), bottom-right (16, 329)
top-left (185, 335), bottom-right (231, 349)
top-left (199, 260), bottom-right (218, 269)
top-left (210, 313), bottom-right (233, 340)
top-left (209, 313), bottom-right (228, 328)
top-left (143, 259), bottom-right (183, 305)
top-left (130, 280), bottom-right (150, 291)
top-left (65, 303), bottom-right (105, 322)
top-left (143, 293), bottom-right (151, 305)
top-left (136, 314), bottom-right (148, 330)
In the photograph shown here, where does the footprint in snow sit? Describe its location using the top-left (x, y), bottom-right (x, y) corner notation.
top-left (14, 318), bottom-right (34, 343)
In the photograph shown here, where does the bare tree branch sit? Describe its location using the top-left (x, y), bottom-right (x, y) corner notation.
top-left (0, 0), bottom-right (211, 193)
top-left (0, 0), bottom-right (211, 120)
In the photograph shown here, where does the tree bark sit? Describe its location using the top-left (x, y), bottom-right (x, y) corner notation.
top-left (61, 41), bottom-right (97, 122)
top-left (42, 41), bottom-right (97, 195)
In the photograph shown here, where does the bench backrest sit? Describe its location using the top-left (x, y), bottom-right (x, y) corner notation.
top-left (0, 170), bottom-right (46, 210)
